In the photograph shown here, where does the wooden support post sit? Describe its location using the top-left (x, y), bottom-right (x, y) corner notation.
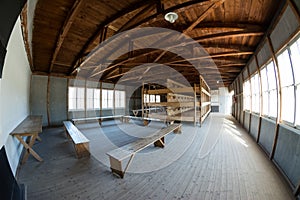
top-left (100, 82), bottom-right (102, 117)
top-left (267, 36), bottom-right (282, 160)
top-left (46, 76), bottom-right (51, 126)
top-left (142, 83), bottom-right (144, 118)
top-left (194, 83), bottom-right (197, 126)
top-left (199, 76), bottom-right (202, 127)
top-left (113, 84), bottom-right (116, 116)
top-left (67, 78), bottom-right (70, 120)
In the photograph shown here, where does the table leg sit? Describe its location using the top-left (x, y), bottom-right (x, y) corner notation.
top-left (15, 134), bottom-right (43, 164)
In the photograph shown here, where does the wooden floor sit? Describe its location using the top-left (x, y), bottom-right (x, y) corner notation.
top-left (17, 113), bottom-right (294, 200)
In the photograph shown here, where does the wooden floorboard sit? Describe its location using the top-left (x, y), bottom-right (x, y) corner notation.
top-left (17, 113), bottom-right (294, 200)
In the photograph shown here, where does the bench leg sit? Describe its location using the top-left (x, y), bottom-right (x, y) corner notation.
top-left (74, 142), bottom-right (90, 158)
top-left (109, 156), bottom-right (124, 178)
top-left (109, 154), bottom-right (135, 179)
top-left (98, 119), bottom-right (102, 126)
top-left (154, 137), bottom-right (165, 148)
top-left (143, 120), bottom-right (149, 126)
top-left (174, 126), bottom-right (182, 134)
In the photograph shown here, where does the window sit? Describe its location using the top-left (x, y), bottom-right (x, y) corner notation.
top-left (243, 80), bottom-right (251, 111)
top-left (260, 61), bottom-right (278, 118)
top-left (150, 95), bottom-right (156, 103)
top-left (155, 95), bottom-right (161, 103)
top-left (144, 94), bottom-right (160, 103)
top-left (68, 87), bottom-right (85, 110)
top-left (251, 73), bottom-right (260, 113)
top-left (277, 50), bottom-right (295, 123)
top-left (115, 90), bottom-right (125, 108)
top-left (86, 88), bottom-right (100, 110)
top-left (102, 89), bottom-right (114, 109)
top-left (289, 38), bottom-right (300, 126)
top-left (267, 62), bottom-right (278, 118)
top-left (144, 94), bottom-right (149, 103)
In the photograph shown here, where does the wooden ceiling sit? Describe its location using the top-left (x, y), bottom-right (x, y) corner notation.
top-left (23, 0), bottom-right (281, 89)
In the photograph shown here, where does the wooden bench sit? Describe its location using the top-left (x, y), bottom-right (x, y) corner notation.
top-left (72, 115), bottom-right (123, 125)
top-left (63, 121), bottom-right (90, 158)
top-left (122, 115), bottom-right (174, 126)
top-left (106, 123), bottom-right (182, 178)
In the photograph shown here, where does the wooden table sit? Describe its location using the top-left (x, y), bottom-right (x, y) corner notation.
top-left (10, 115), bottom-right (43, 164)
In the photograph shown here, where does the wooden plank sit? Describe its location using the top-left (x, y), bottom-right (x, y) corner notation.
top-left (184, 0), bottom-right (225, 33)
top-left (63, 121), bottom-right (89, 144)
top-left (49, 0), bottom-right (86, 73)
top-left (106, 123), bottom-right (182, 161)
top-left (10, 116), bottom-right (43, 135)
top-left (147, 87), bottom-right (194, 94)
top-left (147, 102), bottom-right (200, 107)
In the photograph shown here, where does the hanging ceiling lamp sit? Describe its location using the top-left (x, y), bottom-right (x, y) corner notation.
top-left (164, 12), bottom-right (178, 23)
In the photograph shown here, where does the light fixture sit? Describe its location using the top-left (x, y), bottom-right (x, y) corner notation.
top-left (164, 12), bottom-right (178, 23)
top-left (76, 67), bottom-right (81, 73)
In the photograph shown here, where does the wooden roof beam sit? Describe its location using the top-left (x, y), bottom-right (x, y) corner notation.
top-left (184, 0), bottom-right (225, 33)
top-left (49, 0), bottom-right (85, 73)
top-left (154, 0), bottom-right (226, 63)
top-left (73, 0), bottom-right (214, 73)
top-left (70, 0), bottom-right (160, 74)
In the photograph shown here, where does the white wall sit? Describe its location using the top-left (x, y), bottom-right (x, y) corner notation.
top-left (218, 87), bottom-right (233, 115)
top-left (0, 17), bottom-right (31, 174)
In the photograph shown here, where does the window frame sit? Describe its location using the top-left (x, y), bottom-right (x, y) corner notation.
top-left (68, 86), bottom-right (85, 111)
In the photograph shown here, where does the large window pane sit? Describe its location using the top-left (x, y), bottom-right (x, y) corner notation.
top-left (262, 92), bottom-right (268, 115)
top-left (281, 86), bottom-right (295, 123)
top-left (87, 88), bottom-right (94, 109)
top-left (267, 62), bottom-right (276, 90)
top-left (68, 87), bottom-right (76, 110)
top-left (107, 90), bottom-right (114, 108)
top-left (102, 89), bottom-right (108, 109)
top-left (277, 50), bottom-right (294, 87)
top-left (290, 39), bottom-right (300, 84)
top-left (251, 74), bottom-right (260, 113)
top-left (243, 80), bottom-right (251, 111)
top-left (269, 90), bottom-right (277, 118)
top-left (77, 88), bottom-right (85, 110)
top-left (94, 89), bottom-right (100, 109)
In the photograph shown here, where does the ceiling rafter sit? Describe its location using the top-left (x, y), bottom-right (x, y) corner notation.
top-left (49, 0), bottom-right (86, 73)
top-left (117, 4), bottom-right (156, 33)
top-left (153, 0), bottom-right (226, 63)
top-left (72, 0), bottom-right (214, 73)
top-left (69, 0), bottom-right (160, 74)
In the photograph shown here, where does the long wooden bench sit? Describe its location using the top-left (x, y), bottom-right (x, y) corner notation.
top-left (63, 121), bottom-right (90, 158)
top-left (122, 115), bottom-right (174, 126)
top-left (72, 115), bottom-right (123, 125)
top-left (106, 123), bottom-right (182, 178)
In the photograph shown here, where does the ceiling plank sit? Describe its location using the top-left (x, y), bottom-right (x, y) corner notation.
top-left (73, 0), bottom-right (214, 73)
top-left (117, 4), bottom-right (156, 33)
top-left (49, 0), bottom-right (86, 73)
top-left (153, 0), bottom-right (226, 63)
top-left (184, 0), bottom-right (225, 33)
top-left (69, 0), bottom-right (159, 74)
